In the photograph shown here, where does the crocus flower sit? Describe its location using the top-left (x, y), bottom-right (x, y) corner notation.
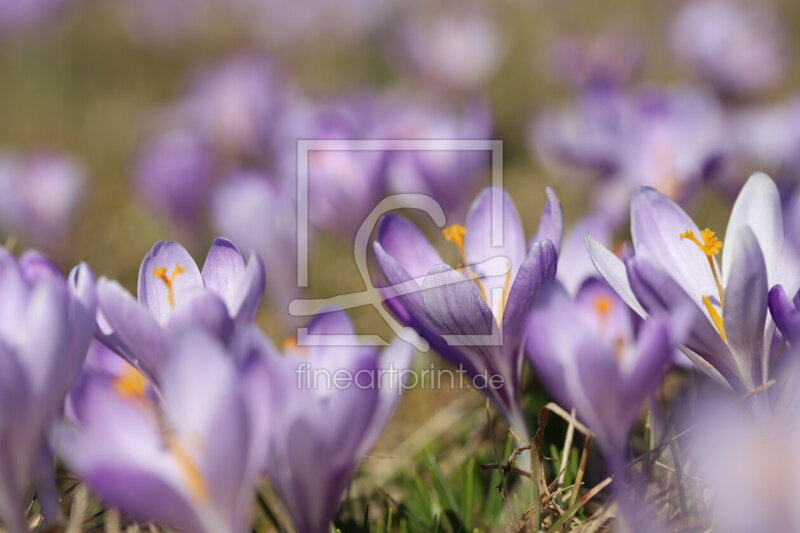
top-left (58, 329), bottom-right (257, 533)
top-left (587, 172), bottom-right (800, 392)
top-left (543, 28), bottom-right (643, 91)
top-left (376, 97), bottom-right (492, 215)
top-left (0, 151), bottom-right (85, 253)
top-left (97, 238), bottom-right (265, 379)
top-left (134, 128), bottom-right (214, 234)
top-left (688, 394), bottom-right (800, 533)
top-left (400, 6), bottom-right (504, 93)
top-left (236, 310), bottom-right (413, 533)
top-left (729, 98), bottom-right (800, 179)
top-left (373, 186), bottom-right (561, 441)
top-left (187, 55), bottom-right (283, 160)
top-left (531, 87), bottom-right (726, 223)
top-left (526, 279), bottom-right (672, 458)
top-left (211, 173), bottom-right (298, 317)
top-left (557, 213), bottom-right (615, 295)
top-left (0, 248), bottom-right (96, 533)
top-left (670, 0), bottom-right (786, 97)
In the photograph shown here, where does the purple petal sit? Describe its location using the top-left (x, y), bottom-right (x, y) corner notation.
top-left (722, 227), bottom-right (768, 387)
top-left (501, 240), bottom-right (558, 345)
top-left (167, 290), bottom-right (234, 344)
top-left (377, 213), bottom-right (443, 279)
top-left (97, 279), bottom-right (165, 379)
top-left (137, 241), bottom-right (203, 325)
top-left (228, 251), bottom-right (265, 323)
top-left (558, 213), bottom-right (614, 294)
top-left (465, 187), bottom-right (526, 316)
top-left (769, 285), bottom-right (800, 346)
top-left (631, 187), bottom-right (718, 304)
top-left (18, 251), bottom-right (63, 284)
top-left (626, 256), bottom-right (745, 391)
top-left (585, 235), bottom-right (646, 317)
top-left (201, 238), bottom-right (247, 309)
top-left (530, 187), bottom-right (564, 253)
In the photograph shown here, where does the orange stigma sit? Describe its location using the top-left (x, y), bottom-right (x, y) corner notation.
top-left (680, 228), bottom-right (726, 340)
top-left (153, 264), bottom-right (186, 309)
top-left (113, 365), bottom-right (148, 399)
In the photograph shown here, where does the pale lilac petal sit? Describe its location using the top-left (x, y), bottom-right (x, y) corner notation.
top-left (722, 172), bottom-right (782, 287)
top-left (575, 278), bottom-right (634, 348)
top-left (465, 187), bottom-right (526, 316)
top-left (227, 251), bottom-right (265, 323)
top-left (559, 214), bottom-right (614, 294)
top-left (377, 214), bottom-right (443, 279)
top-left (530, 186), bottom-right (563, 252)
top-left (631, 187), bottom-right (718, 304)
top-left (138, 241), bottom-right (203, 324)
top-left (97, 279), bottom-right (165, 379)
top-left (585, 235), bottom-right (646, 317)
top-left (769, 285), bottom-right (800, 345)
top-left (167, 290), bottom-right (234, 344)
top-left (722, 227), bottom-right (768, 387)
top-left (201, 238), bottom-right (246, 308)
top-left (18, 251), bottom-right (62, 284)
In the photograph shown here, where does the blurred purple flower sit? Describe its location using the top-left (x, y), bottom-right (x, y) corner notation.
top-left (377, 97), bottom-right (492, 215)
top-left (588, 173), bottom-right (800, 392)
top-left (236, 310), bottom-right (413, 533)
top-left (0, 0), bottom-right (74, 36)
top-left (532, 88), bottom-right (726, 222)
top-left (670, 0), bottom-right (786, 97)
top-left (543, 29), bottom-right (643, 91)
top-left (0, 248), bottom-right (96, 533)
top-left (211, 173), bottom-right (298, 316)
top-left (272, 94), bottom-right (384, 236)
top-left (730, 98), bottom-right (800, 177)
top-left (58, 329), bottom-right (257, 533)
top-left (526, 280), bottom-right (671, 456)
top-left (187, 56), bottom-right (284, 160)
top-left (0, 151), bottom-right (85, 252)
top-left (400, 6), bottom-right (504, 93)
top-left (688, 396), bottom-right (800, 532)
top-left (135, 128), bottom-right (214, 233)
top-left (97, 238), bottom-right (265, 379)
top-left (374, 186), bottom-right (561, 442)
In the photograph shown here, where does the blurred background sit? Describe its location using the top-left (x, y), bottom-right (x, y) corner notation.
top-left (3, 0), bottom-right (800, 526)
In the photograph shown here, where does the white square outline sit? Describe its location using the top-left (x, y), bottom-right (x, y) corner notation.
top-left (294, 139), bottom-right (505, 347)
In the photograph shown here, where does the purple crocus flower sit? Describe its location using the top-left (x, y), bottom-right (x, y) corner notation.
top-left (211, 173), bottom-right (298, 317)
top-left (134, 128), bottom-right (215, 234)
top-left (670, 0), bottom-right (786, 97)
top-left (531, 87), bottom-right (726, 223)
top-left (58, 329), bottom-right (257, 533)
top-left (542, 28), bottom-right (643, 91)
top-left (0, 151), bottom-right (85, 253)
top-left (186, 55), bottom-right (283, 160)
top-left (0, 248), bottom-right (96, 533)
top-left (236, 310), bottom-right (413, 533)
top-left (557, 213), bottom-right (615, 295)
top-left (400, 6), bottom-right (504, 93)
top-left (373, 186), bottom-right (561, 442)
top-left (730, 98), bottom-right (800, 179)
top-left (97, 238), bottom-right (265, 379)
top-left (526, 279), bottom-right (672, 458)
top-left (587, 172), bottom-right (800, 392)
top-left (376, 97), bottom-right (492, 215)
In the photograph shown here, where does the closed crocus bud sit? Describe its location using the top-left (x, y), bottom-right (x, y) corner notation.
top-left (670, 0), bottom-right (786, 97)
top-left (237, 310), bottom-right (413, 533)
top-left (211, 173), bottom-right (298, 317)
top-left (0, 151), bottom-right (85, 253)
top-left (374, 186), bottom-right (562, 447)
top-left (0, 248), bottom-right (96, 533)
top-left (400, 6), bottom-right (504, 93)
top-left (135, 128), bottom-right (214, 234)
top-left (377, 97), bottom-right (492, 215)
top-left (58, 328), bottom-right (258, 533)
top-left (187, 56), bottom-right (283, 160)
top-left (97, 238), bottom-right (265, 380)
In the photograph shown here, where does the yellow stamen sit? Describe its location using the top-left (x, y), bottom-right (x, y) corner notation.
top-left (164, 433), bottom-right (209, 503)
top-left (153, 264), bottom-right (186, 309)
top-left (113, 365), bottom-right (148, 398)
top-left (703, 296), bottom-right (727, 342)
top-left (680, 228), bottom-right (727, 339)
top-left (442, 224), bottom-right (489, 302)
